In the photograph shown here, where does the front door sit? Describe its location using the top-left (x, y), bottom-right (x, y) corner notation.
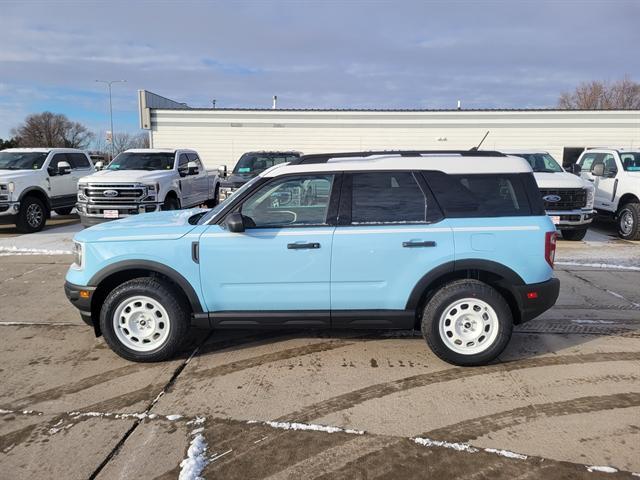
top-left (330, 171), bottom-right (454, 328)
top-left (199, 173), bottom-right (336, 327)
top-left (47, 153), bottom-right (75, 205)
top-left (188, 153), bottom-right (209, 205)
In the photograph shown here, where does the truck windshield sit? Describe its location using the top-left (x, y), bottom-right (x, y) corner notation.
top-left (620, 153), bottom-right (640, 171)
top-left (107, 152), bottom-right (175, 171)
top-left (514, 153), bottom-right (563, 173)
top-left (233, 153), bottom-right (298, 175)
top-left (197, 176), bottom-right (262, 225)
top-left (0, 152), bottom-right (48, 170)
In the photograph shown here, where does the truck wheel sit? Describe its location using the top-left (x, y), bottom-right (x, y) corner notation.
top-left (99, 278), bottom-right (190, 362)
top-left (162, 197), bottom-right (180, 211)
top-left (421, 279), bottom-right (513, 366)
top-left (16, 196), bottom-right (47, 233)
top-left (561, 228), bottom-right (587, 241)
top-left (617, 202), bottom-right (640, 241)
top-left (54, 207), bottom-right (74, 216)
top-left (206, 186), bottom-right (219, 208)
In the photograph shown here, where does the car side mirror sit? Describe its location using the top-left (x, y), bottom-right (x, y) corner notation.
top-left (94, 161), bottom-right (104, 171)
top-left (226, 212), bottom-right (245, 233)
top-left (217, 165), bottom-right (228, 178)
top-left (568, 163), bottom-right (581, 176)
top-left (178, 165), bottom-right (188, 177)
top-left (57, 161), bottom-right (72, 176)
top-left (187, 161), bottom-right (199, 175)
top-left (592, 164), bottom-right (605, 177)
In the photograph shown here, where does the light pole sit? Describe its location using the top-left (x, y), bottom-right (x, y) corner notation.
top-left (95, 79), bottom-right (126, 160)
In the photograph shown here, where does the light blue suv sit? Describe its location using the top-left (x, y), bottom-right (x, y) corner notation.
top-left (65, 150), bottom-right (560, 366)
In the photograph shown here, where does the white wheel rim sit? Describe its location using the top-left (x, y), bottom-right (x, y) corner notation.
top-left (113, 295), bottom-right (171, 352)
top-left (439, 298), bottom-right (499, 355)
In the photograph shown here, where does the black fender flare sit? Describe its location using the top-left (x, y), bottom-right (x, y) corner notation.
top-left (18, 187), bottom-right (52, 210)
top-left (405, 259), bottom-right (525, 310)
top-left (89, 260), bottom-right (204, 313)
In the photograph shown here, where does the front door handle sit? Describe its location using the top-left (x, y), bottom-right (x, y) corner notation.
top-left (403, 240), bottom-right (436, 248)
top-left (287, 242), bottom-right (321, 250)
top-left (587, 178), bottom-right (595, 182)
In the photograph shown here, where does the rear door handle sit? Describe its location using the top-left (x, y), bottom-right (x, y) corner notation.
top-left (402, 241), bottom-right (436, 248)
top-left (287, 242), bottom-right (321, 249)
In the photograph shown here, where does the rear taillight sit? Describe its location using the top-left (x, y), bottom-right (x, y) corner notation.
top-left (545, 231), bottom-right (557, 268)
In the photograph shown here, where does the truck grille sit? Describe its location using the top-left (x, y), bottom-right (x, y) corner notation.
top-left (539, 188), bottom-right (587, 211)
top-left (83, 184), bottom-right (146, 204)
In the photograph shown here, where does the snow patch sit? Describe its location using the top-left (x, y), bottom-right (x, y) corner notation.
top-left (187, 416), bottom-right (206, 426)
top-left (166, 414), bottom-right (183, 421)
top-left (586, 465), bottom-right (618, 473)
top-left (0, 246), bottom-right (72, 256)
top-left (570, 319), bottom-right (615, 324)
top-left (556, 261), bottom-right (640, 271)
top-left (413, 436), bottom-right (479, 453)
top-left (0, 409), bottom-right (14, 414)
top-left (249, 420), bottom-right (364, 435)
top-left (484, 447), bottom-right (528, 460)
top-left (178, 433), bottom-right (209, 480)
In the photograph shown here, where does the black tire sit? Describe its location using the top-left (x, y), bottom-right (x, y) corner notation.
top-left (561, 228), bottom-right (587, 241)
top-left (205, 186), bottom-right (219, 208)
top-left (162, 196), bottom-right (180, 211)
top-left (16, 196), bottom-right (47, 233)
top-left (421, 279), bottom-right (513, 366)
top-left (99, 277), bottom-right (190, 362)
top-left (617, 202), bottom-right (640, 241)
top-left (54, 207), bottom-right (74, 216)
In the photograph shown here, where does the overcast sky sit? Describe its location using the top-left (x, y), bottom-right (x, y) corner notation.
top-left (1, 0), bottom-right (638, 139)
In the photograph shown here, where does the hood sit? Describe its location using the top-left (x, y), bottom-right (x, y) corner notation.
top-left (222, 172), bottom-right (258, 186)
top-left (74, 208), bottom-right (205, 243)
top-left (81, 169), bottom-right (172, 183)
top-left (0, 169), bottom-right (42, 182)
top-left (533, 171), bottom-right (588, 189)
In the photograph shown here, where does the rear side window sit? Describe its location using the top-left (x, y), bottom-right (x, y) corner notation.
top-left (69, 153), bottom-right (91, 169)
top-left (350, 172), bottom-right (427, 224)
top-left (424, 172), bottom-right (532, 218)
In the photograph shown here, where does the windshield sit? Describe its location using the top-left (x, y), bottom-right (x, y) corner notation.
top-left (232, 153), bottom-right (299, 175)
top-left (107, 152), bottom-right (175, 171)
top-left (620, 153), bottom-right (640, 171)
top-left (0, 152), bottom-right (48, 170)
top-left (514, 153), bottom-right (563, 173)
top-left (197, 176), bottom-right (262, 225)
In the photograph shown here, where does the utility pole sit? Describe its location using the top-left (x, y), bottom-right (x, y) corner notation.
top-left (95, 79), bottom-right (126, 160)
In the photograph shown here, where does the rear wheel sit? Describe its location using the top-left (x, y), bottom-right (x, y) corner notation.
top-left (421, 280), bottom-right (513, 366)
top-left (99, 278), bottom-right (190, 362)
top-left (16, 196), bottom-right (47, 233)
top-left (561, 228), bottom-right (587, 241)
top-left (617, 202), bottom-right (640, 241)
top-left (54, 207), bottom-right (74, 216)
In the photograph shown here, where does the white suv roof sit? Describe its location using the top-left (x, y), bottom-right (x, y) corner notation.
top-left (502, 149), bottom-right (550, 155)
top-left (264, 152), bottom-right (532, 177)
top-left (1, 148), bottom-right (87, 153)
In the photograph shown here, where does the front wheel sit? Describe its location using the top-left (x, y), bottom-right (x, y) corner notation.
top-left (16, 196), bottom-right (47, 233)
top-left (421, 280), bottom-right (513, 366)
top-left (162, 196), bottom-right (180, 211)
top-left (561, 228), bottom-right (587, 241)
top-left (617, 202), bottom-right (640, 241)
top-left (99, 278), bottom-right (190, 362)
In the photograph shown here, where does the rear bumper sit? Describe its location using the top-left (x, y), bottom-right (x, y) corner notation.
top-left (512, 277), bottom-right (560, 323)
top-left (64, 281), bottom-right (96, 327)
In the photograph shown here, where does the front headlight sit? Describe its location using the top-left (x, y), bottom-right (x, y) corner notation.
top-left (585, 185), bottom-right (595, 210)
top-left (72, 242), bottom-right (84, 269)
top-left (8, 182), bottom-right (15, 193)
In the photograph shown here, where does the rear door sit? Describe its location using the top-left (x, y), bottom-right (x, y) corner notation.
top-left (330, 171), bottom-right (454, 328)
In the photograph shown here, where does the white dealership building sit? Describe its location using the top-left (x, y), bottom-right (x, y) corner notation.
top-left (138, 90), bottom-right (640, 169)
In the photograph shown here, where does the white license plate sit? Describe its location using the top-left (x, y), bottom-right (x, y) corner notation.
top-left (551, 215), bottom-right (560, 225)
top-left (104, 210), bottom-right (119, 219)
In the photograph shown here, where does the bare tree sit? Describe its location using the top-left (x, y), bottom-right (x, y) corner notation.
top-left (558, 76), bottom-right (640, 109)
top-left (11, 112), bottom-right (94, 148)
top-left (111, 132), bottom-right (150, 155)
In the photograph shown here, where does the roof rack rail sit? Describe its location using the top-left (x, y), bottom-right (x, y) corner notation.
top-left (290, 149), bottom-right (506, 165)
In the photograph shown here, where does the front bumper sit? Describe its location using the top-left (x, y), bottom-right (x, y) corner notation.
top-left (64, 281), bottom-right (96, 327)
top-left (547, 209), bottom-right (594, 230)
top-left (512, 277), bottom-right (560, 324)
top-left (0, 202), bottom-right (20, 218)
top-left (77, 202), bottom-right (162, 226)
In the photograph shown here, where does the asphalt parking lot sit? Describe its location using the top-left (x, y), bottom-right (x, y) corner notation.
top-left (0, 219), bottom-right (639, 479)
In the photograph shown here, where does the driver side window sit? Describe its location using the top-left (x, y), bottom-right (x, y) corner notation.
top-left (240, 175), bottom-right (334, 228)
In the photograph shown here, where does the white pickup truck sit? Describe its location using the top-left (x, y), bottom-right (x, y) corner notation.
top-left (576, 148), bottom-right (640, 240)
top-left (77, 148), bottom-right (220, 227)
top-left (0, 148), bottom-right (95, 232)
top-left (504, 150), bottom-right (595, 241)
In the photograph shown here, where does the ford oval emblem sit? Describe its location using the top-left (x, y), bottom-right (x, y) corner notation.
top-left (103, 189), bottom-right (119, 197)
top-left (543, 194), bottom-right (562, 202)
